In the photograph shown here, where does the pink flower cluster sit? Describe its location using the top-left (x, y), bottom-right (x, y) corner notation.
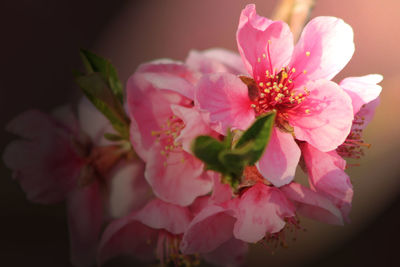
top-left (3, 4), bottom-right (382, 267)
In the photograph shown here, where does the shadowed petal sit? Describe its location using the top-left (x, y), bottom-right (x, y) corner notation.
top-left (257, 128), bottom-right (301, 187)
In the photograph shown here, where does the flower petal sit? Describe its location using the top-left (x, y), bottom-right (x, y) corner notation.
top-left (281, 182), bottom-right (343, 225)
top-left (233, 183), bottom-right (295, 243)
top-left (301, 143), bottom-right (353, 222)
top-left (127, 72), bottom-right (189, 161)
top-left (203, 238), bottom-right (248, 267)
top-left (290, 79), bottom-right (353, 152)
top-left (98, 212), bottom-right (158, 265)
top-left (340, 74), bottom-right (383, 114)
top-left (107, 160), bottom-right (151, 219)
top-left (145, 143), bottom-right (212, 206)
top-left (256, 128), bottom-right (301, 187)
top-left (3, 110), bottom-right (83, 204)
top-left (66, 182), bottom-right (103, 267)
top-left (290, 16), bottom-right (354, 86)
top-left (186, 48), bottom-right (246, 75)
top-left (180, 205), bottom-right (235, 254)
top-left (237, 4), bottom-right (293, 78)
top-left (195, 73), bottom-right (255, 134)
top-left (170, 105), bottom-right (215, 154)
top-left (78, 97), bottom-right (113, 146)
top-left (134, 199), bottom-right (192, 235)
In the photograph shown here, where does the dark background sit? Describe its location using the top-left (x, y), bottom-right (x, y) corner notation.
top-left (1, 1), bottom-right (399, 266)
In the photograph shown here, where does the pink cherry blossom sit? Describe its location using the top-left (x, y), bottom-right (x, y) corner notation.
top-left (98, 198), bottom-right (192, 265)
top-left (300, 142), bottom-right (352, 222)
top-left (3, 107), bottom-right (85, 204)
top-left (195, 4), bottom-right (354, 187)
top-left (127, 60), bottom-right (214, 206)
top-left (181, 182), bottom-right (295, 254)
top-left (3, 99), bottom-right (149, 267)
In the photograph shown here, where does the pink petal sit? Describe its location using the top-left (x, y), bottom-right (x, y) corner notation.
top-left (107, 160), bottom-right (151, 218)
top-left (290, 16), bottom-right (354, 86)
top-left (195, 73), bottom-right (255, 134)
top-left (186, 48), bottom-right (246, 75)
top-left (3, 110), bottom-right (83, 204)
top-left (180, 205), bottom-right (236, 254)
top-left (281, 182), bottom-right (343, 225)
top-left (170, 105), bottom-right (214, 154)
top-left (78, 97), bottom-right (113, 146)
top-left (256, 128), bottom-right (301, 187)
top-left (136, 59), bottom-right (198, 98)
top-left (66, 182), bottom-right (103, 267)
top-left (301, 143), bottom-right (353, 205)
top-left (290, 79), bottom-right (353, 152)
top-left (127, 72), bottom-right (189, 161)
top-left (98, 212), bottom-right (158, 265)
top-left (340, 74), bottom-right (383, 114)
top-left (145, 143), bottom-right (212, 206)
top-left (134, 199), bottom-right (192, 235)
top-left (211, 172), bottom-right (233, 204)
top-left (237, 4), bottom-right (293, 78)
top-left (203, 238), bottom-right (248, 267)
top-left (354, 97), bottom-right (380, 129)
top-left (233, 183), bottom-right (295, 243)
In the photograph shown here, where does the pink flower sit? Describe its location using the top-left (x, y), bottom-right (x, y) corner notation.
top-left (195, 4), bottom-right (354, 187)
top-left (3, 107), bottom-right (85, 204)
top-left (98, 198), bottom-right (193, 265)
top-left (299, 74), bottom-right (382, 222)
top-left (337, 74), bottom-right (383, 159)
top-left (3, 99), bottom-right (149, 267)
top-left (127, 60), bottom-right (214, 206)
top-left (181, 182), bottom-right (294, 251)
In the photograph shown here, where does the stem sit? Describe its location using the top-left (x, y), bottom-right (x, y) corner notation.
top-left (272, 0), bottom-right (316, 42)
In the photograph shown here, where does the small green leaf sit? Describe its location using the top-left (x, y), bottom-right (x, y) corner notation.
top-left (191, 135), bottom-right (227, 173)
top-left (75, 73), bottom-right (129, 139)
top-left (218, 149), bottom-right (246, 179)
top-left (80, 49), bottom-right (124, 103)
top-left (235, 111), bottom-right (276, 165)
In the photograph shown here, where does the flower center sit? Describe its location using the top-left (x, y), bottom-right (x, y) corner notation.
top-left (241, 43), bottom-right (312, 131)
top-left (152, 115), bottom-right (185, 156)
top-left (156, 231), bottom-right (200, 267)
top-left (260, 217), bottom-right (303, 252)
top-left (336, 114), bottom-right (370, 159)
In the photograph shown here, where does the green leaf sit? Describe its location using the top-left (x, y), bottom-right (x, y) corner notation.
top-left (75, 73), bottom-right (129, 139)
top-left (79, 49), bottom-right (124, 103)
top-left (191, 135), bottom-right (228, 173)
top-left (234, 111), bottom-right (276, 165)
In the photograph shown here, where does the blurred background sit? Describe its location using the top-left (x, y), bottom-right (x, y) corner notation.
top-left (1, 0), bottom-right (400, 266)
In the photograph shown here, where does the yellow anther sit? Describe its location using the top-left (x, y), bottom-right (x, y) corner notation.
top-left (259, 82), bottom-right (264, 87)
top-left (275, 88), bottom-right (280, 92)
top-left (291, 68), bottom-right (296, 73)
top-left (305, 109), bottom-right (310, 114)
top-left (279, 84), bottom-right (283, 88)
top-left (250, 104), bottom-right (256, 108)
top-left (262, 53), bottom-right (266, 58)
top-left (264, 89), bottom-right (270, 93)
top-left (303, 70), bottom-right (307, 74)
top-left (257, 57), bottom-right (261, 63)
top-left (260, 93), bottom-right (265, 97)
top-left (306, 51), bottom-right (311, 57)
top-left (266, 82), bottom-right (271, 86)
